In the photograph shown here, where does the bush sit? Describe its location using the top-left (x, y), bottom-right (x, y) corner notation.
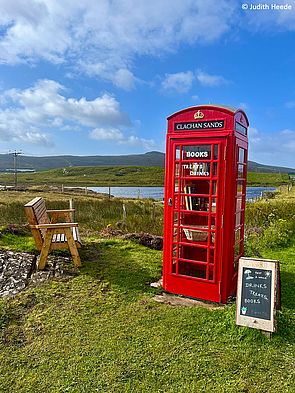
top-left (261, 219), bottom-right (293, 249)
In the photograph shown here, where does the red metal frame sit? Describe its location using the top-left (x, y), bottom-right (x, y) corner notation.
top-left (163, 105), bottom-right (249, 303)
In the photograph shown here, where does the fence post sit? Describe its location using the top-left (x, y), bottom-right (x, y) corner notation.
top-left (122, 203), bottom-right (127, 222)
top-left (62, 184), bottom-right (64, 193)
top-left (69, 199), bottom-right (74, 221)
top-left (108, 186), bottom-right (111, 199)
top-left (151, 202), bottom-right (156, 220)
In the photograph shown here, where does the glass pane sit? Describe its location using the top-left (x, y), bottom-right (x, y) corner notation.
top-left (172, 259), bottom-right (177, 273)
top-left (182, 162), bottom-right (211, 177)
top-left (174, 179), bottom-right (179, 192)
top-left (183, 181), bottom-right (210, 196)
top-left (174, 212), bottom-right (178, 224)
top-left (214, 144), bottom-right (218, 160)
top-left (238, 148), bottom-right (245, 163)
top-left (182, 195), bottom-right (210, 211)
top-left (178, 261), bottom-right (207, 279)
top-left (213, 163), bottom-right (218, 176)
top-left (237, 180), bottom-right (244, 194)
top-left (176, 146), bottom-right (180, 160)
top-left (212, 198), bottom-right (217, 212)
top-left (236, 197), bottom-right (242, 212)
top-left (175, 163), bottom-right (180, 177)
top-left (209, 248), bottom-right (215, 264)
top-left (238, 164), bottom-right (245, 179)
top-left (235, 211), bottom-right (241, 227)
top-left (182, 145), bottom-right (211, 160)
top-left (234, 242), bottom-right (241, 258)
top-left (212, 181), bottom-right (217, 196)
top-left (235, 228), bottom-right (241, 243)
top-left (181, 245), bottom-right (208, 262)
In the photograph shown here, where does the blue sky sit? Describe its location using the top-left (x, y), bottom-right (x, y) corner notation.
top-left (0, 0), bottom-right (295, 167)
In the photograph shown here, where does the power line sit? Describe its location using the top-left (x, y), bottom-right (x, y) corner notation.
top-left (9, 150), bottom-right (22, 188)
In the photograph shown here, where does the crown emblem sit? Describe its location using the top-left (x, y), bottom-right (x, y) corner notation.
top-left (194, 110), bottom-right (204, 119)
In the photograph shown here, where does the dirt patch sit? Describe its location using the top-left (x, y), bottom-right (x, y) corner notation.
top-left (100, 227), bottom-right (163, 250)
top-left (123, 232), bottom-right (163, 250)
top-left (154, 292), bottom-right (224, 309)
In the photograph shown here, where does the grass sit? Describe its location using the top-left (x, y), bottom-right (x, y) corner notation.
top-left (0, 188), bottom-right (294, 391)
top-left (0, 165), bottom-right (292, 187)
top-left (0, 237), bottom-right (294, 392)
top-left (0, 166), bottom-right (165, 187)
top-left (0, 191), bottom-right (164, 236)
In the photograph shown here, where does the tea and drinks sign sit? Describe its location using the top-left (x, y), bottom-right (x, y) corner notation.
top-left (236, 257), bottom-right (280, 332)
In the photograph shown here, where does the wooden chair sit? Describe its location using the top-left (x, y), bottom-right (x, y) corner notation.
top-left (24, 197), bottom-right (82, 270)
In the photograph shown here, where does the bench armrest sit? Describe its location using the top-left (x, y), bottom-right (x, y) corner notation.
top-left (31, 223), bottom-right (79, 229)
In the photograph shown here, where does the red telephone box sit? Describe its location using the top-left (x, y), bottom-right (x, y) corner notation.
top-left (163, 105), bottom-right (249, 303)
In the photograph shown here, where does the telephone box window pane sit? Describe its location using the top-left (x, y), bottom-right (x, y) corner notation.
top-left (182, 162), bottom-right (210, 177)
top-left (184, 181), bottom-right (210, 196)
top-left (236, 197), bottom-right (242, 212)
top-left (178, 261), bottom-right (207, 279)
top-left (175, 163), bottom-right (180, 177)
top-left (235, 228), bottom-right (241, 243)
top-left (212, 181), bottom-right (217, 196)
top-left (214, 144), bottom-right (218, 160)
top-left (183, 195), bottom-right (209, 211)
top-left (174, 212), bottom-right (178, 224)
top-left (176, 146), bottom-right (180, 160)
top-left (234, 242), bottom-right (242, 258)
top-left (212, 198), bottom-right (217, 212)
top-left (172, 259), bottom-right (177, 273)
top-left (213, 163), bottom-right (218, 176)
top-left (209, 248), bottom-right (215, 264)
top-left (182, 145), bottom-right (211, 160)
top-left (172, 246), bottom-right (177, 258)
top-left (174, 180), bottom-right (179, 192)
top-left (238, 148), bottom-right (245, 163)
top-left (238, 164), bottom-right (245, 179)
top-left (237, 180), bottom-right (244, 194)
top-left (181, 245), bottom-right (208, 262)
top-left (235, 211), bottom-right (242, 227)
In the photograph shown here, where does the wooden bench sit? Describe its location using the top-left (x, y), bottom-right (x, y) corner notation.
top-left (24, 197), bottom-right (82, 270)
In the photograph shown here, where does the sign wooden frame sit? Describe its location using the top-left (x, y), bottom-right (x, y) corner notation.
top-left (236, 257), bottom-right (279, 332)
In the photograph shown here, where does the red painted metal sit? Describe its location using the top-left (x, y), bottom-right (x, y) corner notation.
top-left (163, 105), bottom-right (249, 303)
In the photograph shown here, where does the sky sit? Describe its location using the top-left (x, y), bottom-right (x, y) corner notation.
top-left (0, 0), bottom-right (295, 168)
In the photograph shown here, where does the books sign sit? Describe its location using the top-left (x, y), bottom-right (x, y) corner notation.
top-left (236, 257), bottom-right (280, 332)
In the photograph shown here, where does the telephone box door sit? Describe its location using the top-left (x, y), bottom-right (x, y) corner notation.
top-left (163, 138), bottom-right (226, 302)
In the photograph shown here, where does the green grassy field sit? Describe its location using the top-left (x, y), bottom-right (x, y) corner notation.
top-left (0, 188), bottom-right (294, 392)
top-left (0, 166), bottom-right (291, 187)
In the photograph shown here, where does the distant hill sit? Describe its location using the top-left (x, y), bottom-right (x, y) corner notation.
top-left (0, 151), bottom-right (294, 173)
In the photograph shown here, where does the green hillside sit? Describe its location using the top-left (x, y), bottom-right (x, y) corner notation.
top-left (0, 166), bottom-right (291, 187)
top-left (0, 151), bottom-right (294, 174)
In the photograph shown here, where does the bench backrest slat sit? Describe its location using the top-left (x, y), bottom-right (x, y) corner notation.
top-left (24, 197), bottom-right (50, 250)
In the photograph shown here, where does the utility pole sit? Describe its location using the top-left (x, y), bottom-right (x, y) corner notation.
top-left (9, 150), bottom-right (22, 188)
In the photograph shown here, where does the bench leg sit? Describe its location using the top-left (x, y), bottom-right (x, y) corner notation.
top-left (38, 230), bottom-right (53, 270)
top-left (65, 228), bottom-right (81, 268)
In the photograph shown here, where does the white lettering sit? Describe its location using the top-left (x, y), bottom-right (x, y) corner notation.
top-left (186, 151), bottom-right (209, 158)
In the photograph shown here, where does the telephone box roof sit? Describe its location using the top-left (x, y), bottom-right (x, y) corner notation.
top-left (167, 104), bottom-right (249, 125)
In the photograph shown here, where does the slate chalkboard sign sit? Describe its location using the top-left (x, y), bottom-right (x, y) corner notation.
top-left (236, 258), bottom-right (280, 332)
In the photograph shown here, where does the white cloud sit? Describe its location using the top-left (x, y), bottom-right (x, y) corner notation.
top-left (90, 128), bottom-right (155, 149)
top-left (162, 71), bottom-right (194, 93)
top-left (196, 70), bottom-right (229, 87)
top-left (0, 0), bottom-right (236, 87)
top-left (0, 79), bottom-right (150, 147)
top-left (249, 127), bottom-right (295, 168)
top-left (90, 128), bottom-right (124, 141)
